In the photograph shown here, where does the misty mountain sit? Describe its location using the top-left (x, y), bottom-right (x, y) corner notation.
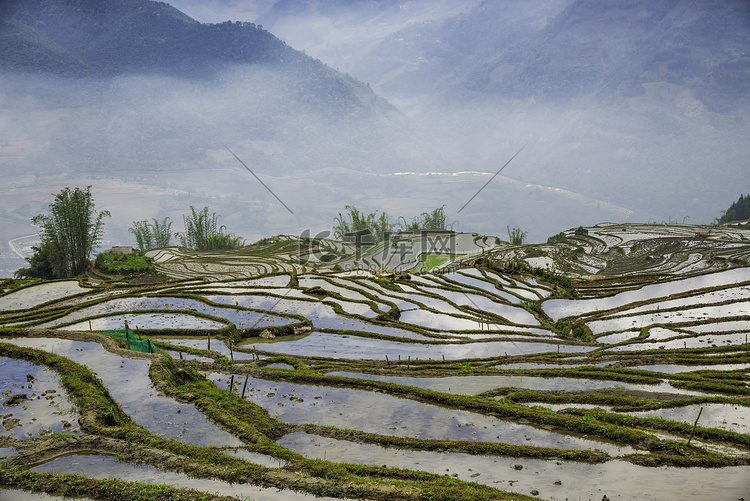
top-left (0, 0), bottom-right (372, 111)
top-left (455, 0), bottom-right (750, 111)
top-left (256, 0), bottom-right (750, 110)
top-left (256, 0), bottom-right (750, 224)
top-left (0, 0), bottom-right (459, 177)
top-left (0, 0), bottom-right (474, 278)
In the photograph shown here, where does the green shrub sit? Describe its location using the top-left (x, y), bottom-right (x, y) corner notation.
top-left (95, 253), bottom-right (156, 275)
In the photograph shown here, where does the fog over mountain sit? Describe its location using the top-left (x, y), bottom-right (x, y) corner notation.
top-left (252, 0), bottom-right (750, 217)
top-left (1, 0), bottom-right (748, 276)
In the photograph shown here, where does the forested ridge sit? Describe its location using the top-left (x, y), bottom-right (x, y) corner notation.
top-left (717, 194), bottom-right (750, 224)
top-left (445, 0), bottom-right (750, 111)
top-left (0, 0), bottom-right (304, 76)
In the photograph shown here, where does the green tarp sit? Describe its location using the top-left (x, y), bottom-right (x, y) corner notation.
top-left (100, 327), bottom-right (156, 353)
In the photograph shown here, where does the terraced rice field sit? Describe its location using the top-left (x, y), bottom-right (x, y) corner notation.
top-left (1, 223), bottom-right (749, 500)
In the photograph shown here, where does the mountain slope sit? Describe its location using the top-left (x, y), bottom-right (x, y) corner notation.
top-left (462, 0), bottom-right (750, 111)
top-left (253, 0), bottom-right (750, 225)
top-left (0, 0), bottom-right (459, 177)
top-left (1, 0), bottom-right (287, 76)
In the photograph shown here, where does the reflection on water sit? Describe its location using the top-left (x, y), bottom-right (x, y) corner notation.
top-left (278, 432), bottom-right (750, 501)
top-left (0, 356), bottom-right (79, 439)
top-left (0, 337), bottom-right (241, 447)
top-left (215, 375), bottom-right (635, 456)
top-left (325, 371), bottom-right (710, 396)
top-left (258, 331), bottom-right (593, 360)
top-left (30, 454), bottom-right (342, 500)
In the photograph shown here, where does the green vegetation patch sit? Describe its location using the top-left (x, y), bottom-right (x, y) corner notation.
top-left (206, 366), bottom-right (730, 464)
top-left (0, 467), bottom-right (234, 501)
top-left (0, 341), bottom-right (131, 429)
top-left (298, 424), bottom-right (610, 463)
top-left (416, 253), bottom-right (451, 272)
top-left (95, 253), bottom-right (156, 275)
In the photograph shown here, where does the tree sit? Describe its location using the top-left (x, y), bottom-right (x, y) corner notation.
top-left (507, 226), bottom-right (527, 245)
top-left (398, 206), bottom-right (451, 232)
top-left (14, 242), bottom-right (55, 279)
top-left (333, 205), bottom-right (451, 243)
top-left (129, 217), bottom-right (172, 251)
top-left (16, 186), bottom-right (110, 278)
top-left (176, 206), bottom-right (244, 251)
top-left (716, 194), bottom-right (750, 224)
top-left (419, 205), bottom-right (450, 230)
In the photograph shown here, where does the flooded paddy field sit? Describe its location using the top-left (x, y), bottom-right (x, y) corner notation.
top-left (30, 453), bottom-right (343, 500)
top-left (1, 227), bottom-right (750, 500)
top-left (0, 357), bottom-right (79, 439)
top-left (278, 433), bottom-right (750, 500)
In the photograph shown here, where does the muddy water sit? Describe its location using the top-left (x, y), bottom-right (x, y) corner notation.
top-left (162, 349), bottom-right (215, 363)
top-left (152, 337), bottom-right (235, 358)
top-left (398, 309), bottom-right (494, 330)
top-left (33, 296), bottom-right (293, 330)
top-left (60, 313), bottom-right (227, 331)
top-left (633, 363), bottom-right (750, 373)
top-left (278, 432), bottom-right (750, 501)
top-left (297, 277), bottom-right (376, 303)
top-left (0, 356), bottom-right (79, 439)
top-left (30, 454), bottom-right (342, 500)
top-left (524, 402), bottom-right (615, 412)
top-left (395, 295), bottom-right (541, 328)
top-left (589, 302), bottom-right (750, 335)
top-left (498, 362), bottom-right (614, 370)
top-left (221, 448), bottom-right (287, 467)
top-left (214, 375), bottom-right (635, 456)
top-left (206, 292), bottom-right (380, 319)
top-left (689, 320), bottom-right (750, 334)
top-left (419, 286), bottom-right (530, 313)
top-left (0, 447), bottom-right (23, 457)
top-left (209, 295), bottom-right (432, 339)
top-left (325, 372), bottom-right (711, 397)
top-left (442, 272), bottom-right (545, 301)
top-left (604, 332), bottom-right (750, 351)
top-left (624, 285), bottom-right (750, 313)
top-left (257, 331), bottom-right (593, 360)
top-left (595, 331), bottom-right (641, 344)
top-left (628, 403), bottom-right (750, 435)
top-left (0, 490), bottom-right (95, 500)
top-left (544, 268), bottom-right (750, 321)
top-left (0, 338), bottom-right (242, 447)
top-left (265, 363), bottom-right (295, 369)
top-left (0, 281), bottom-right (88, 311)
top-left (188, 286), bottom-right (309, 298)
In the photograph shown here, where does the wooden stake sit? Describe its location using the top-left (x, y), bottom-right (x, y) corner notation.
top-left (687, 407), bottom-right (703, 446)
top-left (241, 376), bottom-right (249, 398)
top-left (208, 334), bottom-right (211, 351)
top-left (229, 374), bottom-right (235, 391)
top-left (89, 320), bottom-right (92, 332)
top-left (385, 355), bottom-right (391, 369)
